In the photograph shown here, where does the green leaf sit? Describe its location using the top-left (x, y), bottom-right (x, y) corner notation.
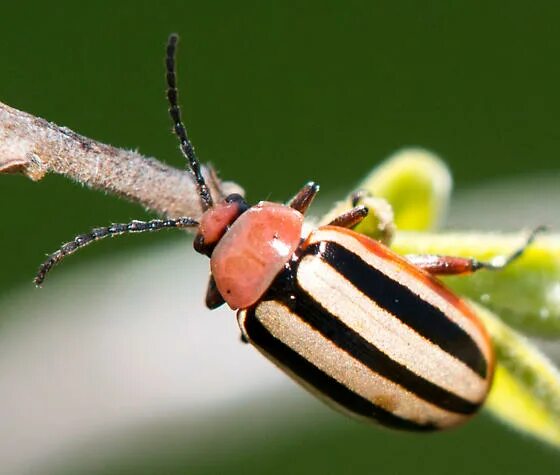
top-left (321, 148), bottom-right (452, 235)
top-left (362, 148), bottom-right (452, 231)
top-left (323, 148), bottom-right (560, 448)
top-left (392, 231), bottom-right (560, 336)
top-left (474, 303), bottom-right (560, 447)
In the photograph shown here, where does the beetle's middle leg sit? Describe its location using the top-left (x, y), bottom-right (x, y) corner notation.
top-left (328, 206), bottom-right (369, 228)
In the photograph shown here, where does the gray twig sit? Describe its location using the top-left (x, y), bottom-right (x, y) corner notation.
top-left (0, 101), bottom-right (243, 218)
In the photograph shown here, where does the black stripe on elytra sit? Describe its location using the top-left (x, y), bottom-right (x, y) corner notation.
top-left (306, 241), bottom-right (487, 378)
top-left (287, 286), bottom-right (479, 415)
top-left (242, 308), bottom-right (438, 432)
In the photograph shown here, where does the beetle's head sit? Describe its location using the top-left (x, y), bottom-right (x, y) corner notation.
top-left (194, 193), bottom-right (249, 256)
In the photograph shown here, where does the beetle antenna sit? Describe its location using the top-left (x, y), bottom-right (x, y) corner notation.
top-left (477, 225), bottom-right (548, 270)
top-left (166, 33), bottom-right (214, 211)
top-left (35, 217), bottom-right (199, 286)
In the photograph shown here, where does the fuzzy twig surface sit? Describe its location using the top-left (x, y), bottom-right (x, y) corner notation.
top-left (0, 101), bottom-right (243, 218)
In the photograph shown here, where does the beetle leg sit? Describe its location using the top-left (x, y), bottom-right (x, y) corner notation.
top-left (236, 311), bottom-right (250, 344)
top-left (205, 164), bottom-right (226, 201)
top-left (347, 191), bottom-right (395, 245)
top-left (205, 274), bottom-right (226, 309)
top-left (406, 226), bottom-right (547, 276)
top-left (405, 255), bottom-right (487, 275)
top-left (328, 205), bottom-right (369, 228)
top-left (351, 190), bottom-right (369, 207)
top-left (288, 182), bottom-right (320, 214)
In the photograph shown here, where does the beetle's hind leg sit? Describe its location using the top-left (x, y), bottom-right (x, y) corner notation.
top-left (406, 226), bottom-right (546, 276)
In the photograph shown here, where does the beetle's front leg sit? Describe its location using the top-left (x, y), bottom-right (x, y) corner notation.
top-left (205, 274), bottom-right (226, 309)
top-left (206, 274), bottom-right (250, 345)
top-left (288, 182), bottom-right (320, 215)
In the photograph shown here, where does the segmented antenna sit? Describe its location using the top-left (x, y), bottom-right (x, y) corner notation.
top-left (166, 33), bottom-right (214, 211)
top-left (34, 217), bottom-right (199, 286)
top-left (483, 225), bottom-right (548, 269)
top-left (473, 225), bottom-right (548, 270)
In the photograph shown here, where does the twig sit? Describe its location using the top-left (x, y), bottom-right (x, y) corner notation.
top-left (0, 101), bottom-right (243, 218)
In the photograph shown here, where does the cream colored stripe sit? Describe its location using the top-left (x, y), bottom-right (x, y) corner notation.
top-left (297, 256), bottom-right (487, 402)
top-left (306, 229), bottom-right (491, 362)
top-left (253, 300), bottom-right (464, 429)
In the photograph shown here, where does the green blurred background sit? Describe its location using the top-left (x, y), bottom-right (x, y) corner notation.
top-left (1, 1), bottom-right (560, 473)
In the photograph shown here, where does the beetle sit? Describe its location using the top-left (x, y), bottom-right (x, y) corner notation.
top-left (34, 34), bottom-right (542, 431)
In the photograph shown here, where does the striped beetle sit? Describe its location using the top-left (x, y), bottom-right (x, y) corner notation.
top-left (34, 34), bottom-right (541, 431)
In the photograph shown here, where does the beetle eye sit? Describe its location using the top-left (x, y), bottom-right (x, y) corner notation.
top-left (193, 234), bottom-right (207, 255)
top-left (225, 193), bottom-right (250, 213)
top-left (195, 197), bottom-right (251, 257)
